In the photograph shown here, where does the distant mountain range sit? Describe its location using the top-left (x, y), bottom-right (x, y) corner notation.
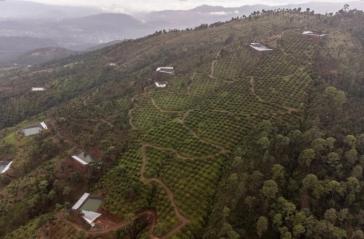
top-left (0, 0), bottom-right (100, 19)
top-left (0, 0), bottom-right (363, 65)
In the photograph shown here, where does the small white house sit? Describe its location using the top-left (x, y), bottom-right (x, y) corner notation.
top-left (302, 31), bottom-right (327, 38)
top-left (72, 193), bottom-right (90, 210)
top-left (71, 152), bottom-right (94, 166)
top-left (82, 211), bottom-right (102, 227)
top-left (40, 121), bottom-right (48, 130)
top-left (250, 43), bottom-right (273, 52)
top-left (156, 67), bottom-right (175, 74)
top-left (0, 161), bottom-right (13, 174)
top-left (155, 82), bottom-right (167, 88)
top-left (32, 87), bottom-right (46, 92)
top-left (22, 121), bottom-right (48, 137)
top-left (72, 193), bottom-right (103, 227)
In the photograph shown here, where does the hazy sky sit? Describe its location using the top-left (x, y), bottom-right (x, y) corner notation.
top-left (24, 0), bottom-right (360, 13)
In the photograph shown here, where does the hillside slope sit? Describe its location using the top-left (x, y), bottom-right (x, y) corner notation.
top-left (0, 9), bottom-right (364, 239)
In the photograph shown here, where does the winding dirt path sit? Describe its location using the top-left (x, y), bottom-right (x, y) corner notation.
top-left (128, 108), bottom-right (138, 130)
top-left (128, 96), bottom-right (138, 130)
top-left (187, 72), bottom-right (197, 96)
top-left (209, 49), bottom-right (222, 79)
top-left (249, 77), bottom-right (300, 114)
top-left (150, 98), bottom-right (183, 114)
top-left (126, 62), bottom-right (232, 238)
top-left (249, 76), bottom-right (264, 102)
top-left (140, 144), bottom-right (190, 239)
top-left (209, 60), bottom-right (218, 79)
top-left (179, 122), bottom-right (228, 155)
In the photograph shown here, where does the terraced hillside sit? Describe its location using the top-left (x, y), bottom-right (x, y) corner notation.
top-left (106, 29), bottom-right (316, 238)
top-left (0, 9), bottom-right (364, 239)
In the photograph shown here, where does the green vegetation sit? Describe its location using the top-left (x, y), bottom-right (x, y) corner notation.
top-left (0, 6), bottom-right (364, 239)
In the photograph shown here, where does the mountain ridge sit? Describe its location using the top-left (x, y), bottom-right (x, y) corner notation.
top-left (1, 1), bottom-right (363, 65)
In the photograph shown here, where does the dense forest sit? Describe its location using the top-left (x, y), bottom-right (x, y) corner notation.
top-left (0, 5), bottom-right (363, 239)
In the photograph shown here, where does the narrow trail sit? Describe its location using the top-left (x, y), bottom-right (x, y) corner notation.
top-left (187, 72), bottom-right (197, 96)
top-left (128, 108), bottom-right (138, 130)
top-left (249, 76), bottom-right (264, 102)
top-left (181, 110), bottom-right (192, 122)
top-left (177, 112), bottom-right (229, 155)
top-left (126, 59), bottom-right (232, 238)
top-left (209, 60), bottom-right (217, 79)
top-left (179, 122), bottom-right (228, 155)
top-left (140, 144), bottom-right (190, 239)
top-left (151, 98), bottom-right (183, 114)
top-left (249, 77), bottom-right (300, 114)
top-left (128, 95), bottom-right (139, 130)
top-left (145, 141), bottom-right (220, 161)
top-left (209, 49), bottom-right (222, 79)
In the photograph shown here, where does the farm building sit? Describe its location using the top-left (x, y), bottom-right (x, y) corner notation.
top-left (71, 152), bottom-right (94, 166)
top-left (156, 67), bottom-right (175, 74)
top-left (249, 43), bottom-right (273, 52)
top-left (40, 121), bottom-right (48, 130)
top-left (0, 161), bottom-right (13, 174)
top-left (72, 193), bottom-right (103, 227)
top-left (155, 82), bottom-right (167, 88)
top-left (31, 87), bottom-right (46, 92)
top-left (22, 121), bottom-right (48, 136)
top-left (302, 31), bottom-right (327, 38)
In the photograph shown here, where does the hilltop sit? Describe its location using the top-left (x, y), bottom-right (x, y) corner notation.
top-left (1, 1), bottom-right (364, 65)
top-left (0, 8), bottom-right (364, 239)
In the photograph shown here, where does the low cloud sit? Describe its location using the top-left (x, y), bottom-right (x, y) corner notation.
top-left (22, 0), bottom-right (361, 13)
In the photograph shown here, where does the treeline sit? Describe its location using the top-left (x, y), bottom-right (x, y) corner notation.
top-left (205, 119), bottom-right (364, 239)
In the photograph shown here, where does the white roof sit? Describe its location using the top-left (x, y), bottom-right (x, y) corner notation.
top-left (156, 67), bottom-right (175, 74)
top-left (72, 193), bottom-right (90, 210)
top-left (302, 31), bottom-right (327, 37)
top-left (32, 87), bottom-right (46, 92)
top-left (22, 126), bottom-right (43, 137)
top-left (302, 31), bottom-right (314, 35)
top-left (40, 121), bottom-right (48, 130)
top-left (82, 210), bottom-right (102, 227)
top-left (157, 67), bottom-right (174, 70)
top-left (72, 155), bottom-right (89, 165)
top-left (155, 82), bottom-right (167, 88)
top-left (0, 161), bottom-right (13, 174)
top-left (250, 43), bottom-right (273, 52)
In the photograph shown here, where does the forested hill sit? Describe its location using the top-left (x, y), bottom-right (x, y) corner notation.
top-left (0, 8), bottom-right (364, 239)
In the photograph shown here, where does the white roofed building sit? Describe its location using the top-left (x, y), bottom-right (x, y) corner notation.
top-left (82, 211), bottom-right (102, 227)
top-left (72, 193), bottom-right (91, 210)
top-left (71, 152), bottom-right (94, 166)
top-left (0, 161), bottom-right (13, 174)
top-left (72, 193), bottom-right (103, 227)
top-left (155, 82), bottom-right (167, 88)
top-left (302, 31), bottom-right (327, 38)
top-left (32, 87), bottom-right (46, 92)
top-left (156, 66), bottom-right (175, 74)
top-left (250, 43), bottom-right (273, 52)
top-left (40, 121), bottom-right (48, 130)
top-left (22, 121), bottom-right (48, 137)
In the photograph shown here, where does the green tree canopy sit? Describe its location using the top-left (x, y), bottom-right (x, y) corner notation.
top-left (261, 180), bottom-right (279, 199)
top-left (256, 216), bottom-right (268, 238)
